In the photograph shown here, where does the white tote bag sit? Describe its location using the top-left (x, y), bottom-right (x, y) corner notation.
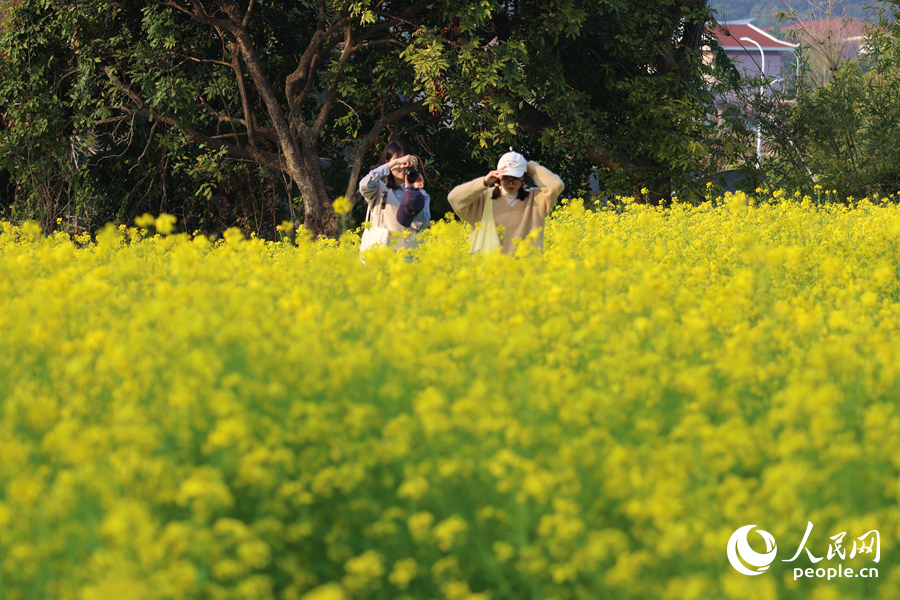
top-left (360, 193), bottom-right (392, 254)
top-left (469, 196), bottom-right (501, 254)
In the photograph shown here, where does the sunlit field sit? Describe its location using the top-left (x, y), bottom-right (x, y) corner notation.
top-left (2, 192), bottom-right (899, 600)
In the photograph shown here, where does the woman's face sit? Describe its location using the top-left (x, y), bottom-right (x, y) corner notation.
top-left (389, 154), bottom-right (407, 184)
top-left (500, 175), bottom-right (524, 195)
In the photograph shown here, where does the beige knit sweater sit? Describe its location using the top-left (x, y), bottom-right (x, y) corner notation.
top-left (447, 161), bottom-right (564, 253)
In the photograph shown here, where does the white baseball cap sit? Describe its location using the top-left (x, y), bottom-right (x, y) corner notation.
top-left (496, 151), bottom-right (527, 178)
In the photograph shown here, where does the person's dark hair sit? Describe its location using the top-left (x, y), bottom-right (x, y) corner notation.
top-left (381, 140), bottom-right (413, 190)
top-left (491, 181), bottom-right (528, 201)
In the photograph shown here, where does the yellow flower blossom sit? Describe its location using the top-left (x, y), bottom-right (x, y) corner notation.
top-left (388, 558), bottom-right (418, 589)
top-left (155, 213), bottom-right (177, 235)
top-left (135, 213), bottom-right (156, 228)
top-left (342, 550), bottom-right (384, 591)
top-left (300, 583), bottom-right (348, 600)
top-left (332, 196), bottom-right (352, 216)
top-left (432, 515), bottom-right (467, 552)
top-left (1, 195), bottom-right (899, 600)
top-left (407, 511), bottom-right (435, 541)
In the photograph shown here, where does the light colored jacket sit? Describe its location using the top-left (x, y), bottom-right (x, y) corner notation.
top-left (359, 164), bottom-right (431, 250)
top-left (448, 161), bottom-right (564, 253)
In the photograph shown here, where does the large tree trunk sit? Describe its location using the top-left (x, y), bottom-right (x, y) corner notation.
top-left (294, 176), bottom-right (335, 237)
top-left (138, 0), bottom-right (430, 238)
top-left (642, 172), bottom-right (672, 207)
top-left (294, 142), bottom-right (336, 237)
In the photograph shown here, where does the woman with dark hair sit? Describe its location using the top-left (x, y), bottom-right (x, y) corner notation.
top-left (358, 140), bottom-right (431, 253)
top-left (448, 151), bottom-right (564, 254)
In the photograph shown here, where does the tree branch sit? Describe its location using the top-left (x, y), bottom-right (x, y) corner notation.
top-left (356, 38), bottom-right (406, 51)
top-left (286, 1), bottom-right (345, 136)
top-left (243, 0), bottom-right (255, 28)
top-left (148, 0), bottom-right (234, 30)
top-left (135, 106), bottom-right (281, 169)
top-left (104, 66), bottom-right (146, 108)
top-left (286, 0), bottom-right (432, 137)
top-left (103, 67), bottom-right (281, 171)
top-left (224, 30), bottom-right (260, 148)
top-left (174, 54), bottom-right (232, 68)
top-left (312, 21), bottom-right (355, 139)
top-left (359, 0), bottom-right (434, 42)
top-left (212, 2), bottom-right (305, 177)
top-left (516, 100), bottom-right (643, 172)
top-left (344, 99), bottom-right (427, 199)
top-left (129, 120), bottom-right (159, 174)
top-left (292, 34), bottom-right (343, 135)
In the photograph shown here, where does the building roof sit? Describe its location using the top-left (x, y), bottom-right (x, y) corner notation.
top-left (780, 18), bottom-right (868, 42)
top-left (712, 22), bottom-right (799, 52)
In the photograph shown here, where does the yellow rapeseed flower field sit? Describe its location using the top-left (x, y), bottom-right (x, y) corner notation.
top-left (1, 192), bottom-right (899, 600)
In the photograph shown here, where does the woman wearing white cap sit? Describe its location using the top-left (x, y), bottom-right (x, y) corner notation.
top-left (448, 151), bottom-right (564, 254)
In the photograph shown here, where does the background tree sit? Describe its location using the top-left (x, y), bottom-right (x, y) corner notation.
top-left (775, 0), bottom-right (869, 87)
top-left (404, 0), bottom-right (745, 205)
top-left (760, 0), bottom-right (900, 198)
top-left (1, 0), bottom-right (749, 234)
top-left (0, 0), bottom-right (439, 235)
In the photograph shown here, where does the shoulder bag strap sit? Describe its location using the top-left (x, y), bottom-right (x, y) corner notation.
top-left (377, 191), bottom-right (388, 228)
top-left (482, 190), bottom-right (494, 222)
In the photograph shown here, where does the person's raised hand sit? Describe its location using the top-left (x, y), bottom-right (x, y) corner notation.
top-left (389, 154), bottom-right (417, 169)
top-left (483, 168), bottom-right (505, 187)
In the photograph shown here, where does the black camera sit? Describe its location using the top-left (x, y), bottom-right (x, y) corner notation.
top-left (404, 166), bottom-right (420, 181)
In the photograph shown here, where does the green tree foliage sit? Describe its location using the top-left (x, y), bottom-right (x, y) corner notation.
top-left (0, 0), bottom-right (744, 234)
top-left (405, 0), bottom-right (745, 204)
top-left (0, 0), bottom-right (438, 235)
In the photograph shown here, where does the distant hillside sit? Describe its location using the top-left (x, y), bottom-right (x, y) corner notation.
top-left (710, 0), bottom-right (886, 28)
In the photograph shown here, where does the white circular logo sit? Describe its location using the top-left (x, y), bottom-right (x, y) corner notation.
top-left (727, 525), bottom-right (777, 576)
